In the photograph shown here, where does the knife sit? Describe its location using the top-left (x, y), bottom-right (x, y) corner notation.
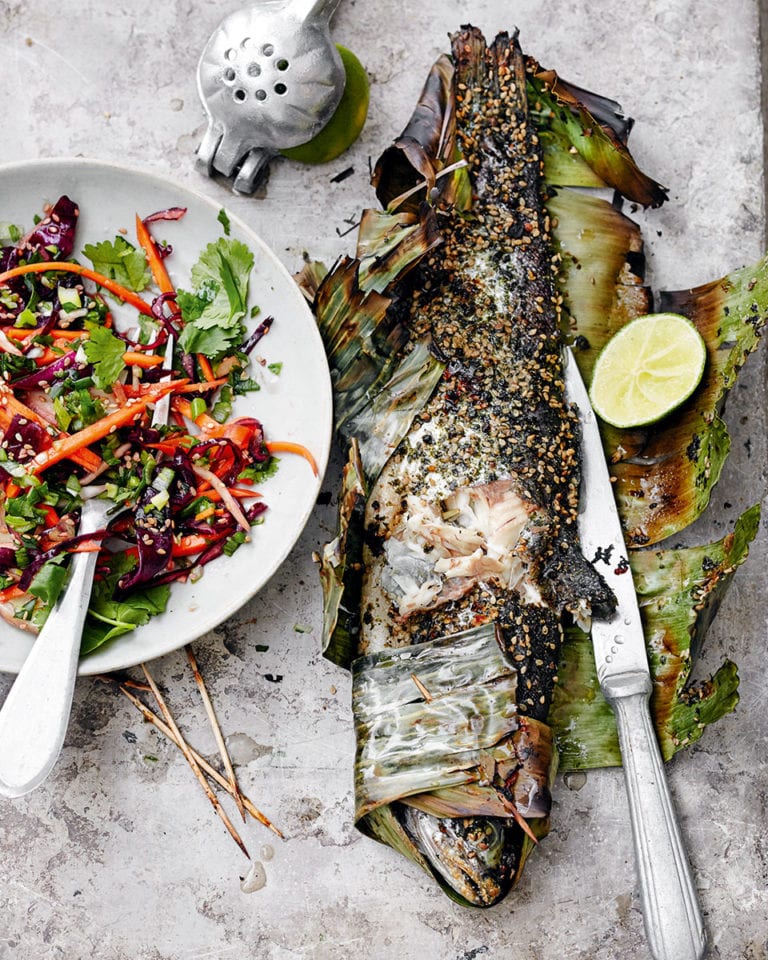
top-left (564, 347), bottom-right (707, 960)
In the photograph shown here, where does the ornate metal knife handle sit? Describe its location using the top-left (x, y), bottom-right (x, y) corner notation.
top-left (606, 672), bottom-right (707, 960)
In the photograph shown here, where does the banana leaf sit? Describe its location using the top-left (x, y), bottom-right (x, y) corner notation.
top-left (526, 62), bottom-right (668, 206)
top-left (550, 505), bottom-right (757, 770)
top-left (318, 440), bottom-right (367, 668)
top-left (555, 192), bottom-right (768, 546)
top-left (353, 622), bottom-right (555, 906)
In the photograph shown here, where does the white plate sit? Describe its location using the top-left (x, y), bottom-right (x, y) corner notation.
top-left (0, 159), bottom-right (332, 675)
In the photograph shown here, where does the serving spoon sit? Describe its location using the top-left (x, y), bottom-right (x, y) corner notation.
top-left (0, 336), bottom-right (175, 798)
top-left (0, 495), bottom-right (120, 797)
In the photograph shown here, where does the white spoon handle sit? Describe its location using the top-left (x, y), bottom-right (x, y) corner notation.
top-left (0, 502), bottom-right (106, 798)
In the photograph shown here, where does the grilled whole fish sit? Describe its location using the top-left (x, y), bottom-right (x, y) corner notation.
top-left (306, 23), bottom-right (676, 908)
top-left (356, 29), bottom-right (615, 905)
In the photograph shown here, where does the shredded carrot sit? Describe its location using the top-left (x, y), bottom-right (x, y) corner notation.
top-left (170, 397), bottom-right (223, 433)
top-left (135, 215), bottom-right (176, 298)
top-left (122, 351), bottom-right (165, 368)
top-left (0, 385), bottom-right (103, 473)
top-left (120, 378), bottom-right (190, 399)
top-left (67, 540), bottom-right (103, 554)
top-left (3, 327), bottom-right (88, 341)
top-left (204, 487), bottom-right (262, 502)
top-left (112, 381), bottom-right (127, 405)
top-left (194, 506), bottom-right (216, 522)
top-left (266, 440), bottom-right (318, 476)
top-left (29, 384), bottom-right (176, 475)
top-left (172, 378), bottom-right (227, 395)
top-left (5, 481), bottom-right (20, 499)
top-left (125, 379), bottom-right (218, 401)
top-left (0, 262), bottom-right (153, 315)
top-left (197, 353), bottom-right (216, 383)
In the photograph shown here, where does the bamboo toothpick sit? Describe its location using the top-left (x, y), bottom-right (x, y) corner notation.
top-left (140, 662), bottom-right (251, 859)
top-left (185, 644), bottom-right (246, 822)
top-left (113, 679), bottom-right (283, 838)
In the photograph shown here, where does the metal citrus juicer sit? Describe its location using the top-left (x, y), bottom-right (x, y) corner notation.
top-left (197, 0), bottom-right (345, 193)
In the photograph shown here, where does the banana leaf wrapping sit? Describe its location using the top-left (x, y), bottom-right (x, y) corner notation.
top-left (301, 27), bottom-right (764, 899)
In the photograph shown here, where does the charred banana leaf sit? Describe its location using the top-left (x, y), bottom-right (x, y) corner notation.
top-left (550, 505), bottom-right (756, 770)
top-left (353, 623), bottom-right (554, 905)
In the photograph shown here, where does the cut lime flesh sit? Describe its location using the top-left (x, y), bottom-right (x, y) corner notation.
top-left (588, 312), bottom-right (707, 429)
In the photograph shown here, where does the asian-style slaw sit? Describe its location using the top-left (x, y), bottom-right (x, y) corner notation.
top-left (0, 196), bottom-right (316, 653)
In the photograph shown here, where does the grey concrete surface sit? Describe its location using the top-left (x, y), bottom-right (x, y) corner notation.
top-left (0, 1), bottom-right (766, 958)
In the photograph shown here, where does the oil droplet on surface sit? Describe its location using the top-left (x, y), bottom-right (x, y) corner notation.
top-left (564, 771), bottom-right (587, 791)
top-left (260, 844), bottom-right (274, 862)
top-left (240, 860), bottom-right (267, 893)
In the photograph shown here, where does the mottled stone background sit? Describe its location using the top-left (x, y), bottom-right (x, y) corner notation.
top-left (0, 1), bottom-right (766, 958)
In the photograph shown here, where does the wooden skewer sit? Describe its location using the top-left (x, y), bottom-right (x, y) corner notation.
top-left (410, 673), bottom-right (433, 703)
top-left (140, 663), bottom-right (251, 859)
top-left (114, 680), bottom-right (283, 838)
top-left (501, 795), bottom-right (539, 846)
top-left (185, 645), bottom-right (246, 822)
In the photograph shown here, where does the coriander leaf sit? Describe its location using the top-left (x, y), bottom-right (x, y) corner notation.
top-left (83, 578), bottom-right (171, 654)
top-left (83, 323), bottom-right (126, 388)
top-left (177, 322), bottom-right (239, 357)
top-left (238, 456), bottom-right (279, 484)
top-left (177, 238), bottom-right (254, 331)
top-left (82, 237), bottom-right (150, 292)
top-left (217, 208), bottom-right (231, 235)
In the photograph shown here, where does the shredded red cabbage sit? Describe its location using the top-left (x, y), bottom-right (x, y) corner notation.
top-left (17, 529), bottom-right (110, 591)
top-left (11, 351), bottom-right (81, 389)
top-left (1, 414), bottom-right (51, 463)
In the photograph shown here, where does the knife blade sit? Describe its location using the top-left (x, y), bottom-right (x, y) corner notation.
top-left (564, 347), bottom-right (707, 960)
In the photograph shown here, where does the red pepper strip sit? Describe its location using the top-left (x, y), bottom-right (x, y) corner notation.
top-left (42, 505), bottom-right (60, 527)
top-left (0, 262), bottom-right (153, 316)
top-left (0, 585), bottom-right (25, 603)
top-left (5, 481), bottom-right (20, 499)
top-left (172, 534), bottom-right (210, 558)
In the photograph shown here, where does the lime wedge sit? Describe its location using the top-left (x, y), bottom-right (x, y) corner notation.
top-left (588, 312), bottom-right (707, 428)
top-left (280, 46), bottom-right (369, 165)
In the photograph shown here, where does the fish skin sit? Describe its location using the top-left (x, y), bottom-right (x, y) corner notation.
top-left (358, 28), bottom-right (614, 905)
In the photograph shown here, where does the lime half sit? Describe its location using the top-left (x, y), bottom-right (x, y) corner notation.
top-left (280, 45), bottom-right (369, 165)
top-left (589, 312), bottom-right (707, 428)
